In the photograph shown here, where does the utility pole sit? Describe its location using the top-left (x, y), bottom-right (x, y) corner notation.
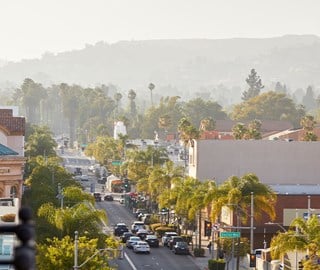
top-left (74, 231), bottom-right (79, 270)
top-left (250, 192), bottom-right (254, 254)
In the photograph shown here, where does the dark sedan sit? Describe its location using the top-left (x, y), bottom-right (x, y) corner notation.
top-left (145, 234), bottom-right (159, 247)
top-left (173, 242), bottom-right (190, 255)
top-left (104, 194), bottom-right (114, 201)
top-left (120, 232), bottom-right (134, 243)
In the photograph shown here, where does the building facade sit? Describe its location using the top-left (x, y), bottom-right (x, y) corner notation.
top-left (0, 109), bottom-right (25, 202)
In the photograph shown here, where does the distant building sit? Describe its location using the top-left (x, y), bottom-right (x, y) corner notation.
top-left (113, 121), bottom-right (127, 140)
top-left (188, 139), bottom-right (320, 250)
top-left (189, 140), bottom-right (320, 185)
top-left (0, 109), bottom-right (25, 202)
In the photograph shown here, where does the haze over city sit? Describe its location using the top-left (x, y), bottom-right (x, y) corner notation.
top-left (1, 0), bottom-right (320, 62)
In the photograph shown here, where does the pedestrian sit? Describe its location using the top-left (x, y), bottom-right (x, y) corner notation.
top-left (207, 241), bottom-right (212, 254)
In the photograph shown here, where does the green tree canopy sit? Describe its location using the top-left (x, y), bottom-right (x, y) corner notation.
top-left (25, 125), bottom-right (57, 157)
top-left (242, 69), bottom-right (264, 101)
top-left (231, 91), bottom-right (306, 128)
top-left (36, 235), bottom-right (116, 270)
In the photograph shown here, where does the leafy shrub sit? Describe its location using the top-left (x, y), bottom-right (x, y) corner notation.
top-left (193, 247), bottom-right (205, 257)
top-left (208, 259), bottom-right (226, 270)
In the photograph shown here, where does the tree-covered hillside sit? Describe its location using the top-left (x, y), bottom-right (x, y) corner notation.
top-left (0, 35), bottom-right (319, 107)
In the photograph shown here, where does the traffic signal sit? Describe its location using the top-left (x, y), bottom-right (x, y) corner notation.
top-left (123, 179), bottom-right (131, 192)
top-left (298, 261), bottom-right (303, 270)
top-left (204, 220), bottom-right (212, 236)
top-left (249, 253), bottom-right (256, 267)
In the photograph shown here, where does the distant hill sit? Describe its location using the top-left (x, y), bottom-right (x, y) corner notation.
top-left (1, 35), bottom-right (320, 105)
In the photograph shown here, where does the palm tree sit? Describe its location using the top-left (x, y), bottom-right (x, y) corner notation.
top-left (128, 89), bottom-right (137, 116)
top-left (211, 174), bottom-right (276, 223)
top-left (114, 92), bottom-right (123, 117)
top-left (158, 114), bottom-right (172, 136)
top-left (178, 117), bottom-right (200, 169)
top-left (20, 78), bottom-right (47, 123)
top-left (270, 215), bottom-right (320, 267)
top-left (300, 115), bottom-right (318, 141)
top-left (59, 83), bottom-right (80, 148)
top-left (199, 117), bottom-right (216, 132)
top-left (38, 201), bottom-right (107, 238)
top-left (148, 83), bottom-right (155, 107)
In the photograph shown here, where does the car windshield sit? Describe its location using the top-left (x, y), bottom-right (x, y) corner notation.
top-left (129, 237), bottom-right (140, 241)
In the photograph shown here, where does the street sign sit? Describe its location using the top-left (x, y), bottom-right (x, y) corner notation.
top-left (111, 160), bottom-right (122, 166)
top-left (220, 231), bottom-right (241, 238)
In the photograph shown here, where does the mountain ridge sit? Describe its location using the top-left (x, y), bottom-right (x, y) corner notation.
top-left (0, 35), bottom-right (319, 96)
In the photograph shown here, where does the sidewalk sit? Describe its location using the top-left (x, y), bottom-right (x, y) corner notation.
top-left (190, 248), bottom-right (212, 270)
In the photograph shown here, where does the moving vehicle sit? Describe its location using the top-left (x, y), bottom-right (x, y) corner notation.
top-left (126, 236), bottom-right (141, 249)
top-left (145, 234), bottom-right (159, 247)
top-left (136, 229), bottom-right (149, 240)
top-left (104, 194), bottom-right (114, 201)
top-left (173, 241), bottom-right (190, 255)
top-left (114, 223), bottom-right (129, 236)
top-left (131, 221), bottom-right (146, 233)
top-left (168, 236), bottom-right (184, 250)
top-left (133, 241), bottom-right (150, 254)
top-left (120, 232), bottom-right (134, 243)
top-left (162, 232), bottom-right (178, 246)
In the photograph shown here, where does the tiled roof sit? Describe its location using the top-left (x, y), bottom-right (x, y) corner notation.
top-left (0, 144), bottom-right (18, 156)
top-left (0, 109), bottom-right (25, 136)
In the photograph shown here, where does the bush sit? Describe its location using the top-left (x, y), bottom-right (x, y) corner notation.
top-left (193, 247), bottom-right (205, 257)
top-left (208, 259), bottom-right (226, 270)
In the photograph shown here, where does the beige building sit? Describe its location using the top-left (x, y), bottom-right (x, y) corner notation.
top-left (0, 109), bottom-right (25, 201)
top-left (188, 139), bottom-right (320, 185)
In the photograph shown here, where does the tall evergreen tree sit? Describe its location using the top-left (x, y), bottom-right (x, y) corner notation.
top-left (242, 69), bottom-right (264, 101)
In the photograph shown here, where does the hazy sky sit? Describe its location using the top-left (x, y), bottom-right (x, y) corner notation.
top-left (1, 0), bottom-right (320, 62)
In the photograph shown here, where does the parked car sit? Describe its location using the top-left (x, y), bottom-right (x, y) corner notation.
top-left (104, 194), bottom-right (114, 201)
top-left (168, 236), bottom-right (184, 250)
top-left (133, 241), bottom-right (150, 254)
top-left (131, 221), bottom-right (146, 233)
top-left (126, 236), bottom-right (141, 249)
top-left (145, 234), bottom-right (159, 247)
top-left (114, 223), bottom-right (129, 236)
top-left (173, 241), bottom-right (190, 255)
top-left (161, 232), bottom-right (178, 246)
top-left (120, 232), bottom-right (134, 243)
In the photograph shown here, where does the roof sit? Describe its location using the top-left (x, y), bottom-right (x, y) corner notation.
top-left (0, 144), bottom-right (18, 156)
top-left (215, 120), bottom-right (293, 133)
top-left (270, 184), bottom-right (320, 195)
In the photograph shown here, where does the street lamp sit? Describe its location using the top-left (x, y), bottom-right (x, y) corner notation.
top-left (265, 222), bottom-right (287, 232)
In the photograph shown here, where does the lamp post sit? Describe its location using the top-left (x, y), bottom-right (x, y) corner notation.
top-left (265, 222), bottom-right (287, 232)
